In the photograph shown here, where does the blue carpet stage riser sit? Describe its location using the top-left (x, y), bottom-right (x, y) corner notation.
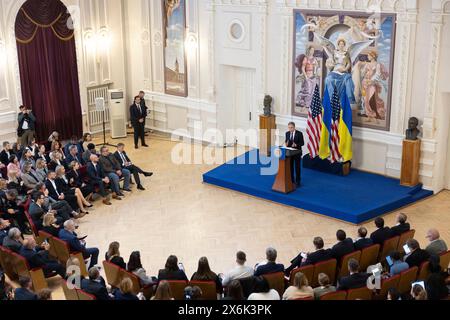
top-left (203, 150), bottom-right (433, 224)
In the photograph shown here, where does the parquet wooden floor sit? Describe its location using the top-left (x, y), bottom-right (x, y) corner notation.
top-left (38, 135), bottom-right (450, 299)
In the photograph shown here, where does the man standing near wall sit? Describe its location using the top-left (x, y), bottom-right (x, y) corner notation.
top-left (130, 96), bottom-right (148, 149)
top-left (17, 106), bottom-right (36, 146)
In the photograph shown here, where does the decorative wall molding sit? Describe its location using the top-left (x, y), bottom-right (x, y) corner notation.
top-left (146, 91), bottom-right (217, 114)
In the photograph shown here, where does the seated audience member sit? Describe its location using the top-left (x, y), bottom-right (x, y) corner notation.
top-left (0, 189), bottom-right (28, 232)
top-left (390, 213), bottom-right (411, 237)
top-left (247, 277), bottom-right (280, 300)
top-left (191, 256), bottom-right (223, 293)
top-left (50, 140), bottom-right (66, 162)
top-left (86, 154), bottom-right (112, 206)
top-left (48, 146), bottom-right (66, 171)
top-left (223, 280), bottom-right (245, 301)
top-left (254, 247), bottom-right (285, 277)
top-left (114, 278), bottom-right (139, 301)
top-left (388, 251), bottom-right (409, 276)
top-left (151, 281), bottom-right (174, 300)
top-left (45, 170), bottom-right (80, 213)
top-left (37, 288), bottom-right (53, 301)
top-left (7, 169), bottom-right (26, 196)
top-left (0, 142), bottom-right (13, 166)
top-left (55, 165), bottom-right (92, 213)
top-left (67, 161), bottom-right (93, 199)
top-left (286, 237), bottom-right (332, 276)
top-left (411, 284), bottom-right (427, 300)
top-left (283, 272), bottom-right (314, 300)
top-left (184, 286), bottom-right (203, 300)
top-left (354, 227), bottom-right (374, 250)
top-left (29, 191), bottom-right (54, 230)
top-left (105, 241), bottom-right (126, 269)
top-left (35, 159), bottom-right (49, 182)
top-left (313, 273), bottom-right (337, 300)
top-left (2, 228), bottom-right (23, 253)
top-left (330, 230), bottom-right (354, 263)
top-left (59, 220), bottom-right (99, 269)
top-left (425, 229), bottom-right (448, 256)
top-left (7, 155), bottom-right (22, 177)
top-left (21, 162), bottom-right (42, 190)
top-left (337, 259), bottom-right (370, 291)
top-left (81, 133), bottom-right (93, 153)
top-left (20, 238), bottom-right (65, 278)
top-left (387, 288), bottom-right (401, 300)
top-left (99, 146), bottom-right (131, 198)
top-left (0, 218), bottom-right (11, 244)
top-left (64, 136), bottom-right (83, 158)
top-left (221, 251), bottom-right (254, 287)
top-left (370, 217), bottom-right (393, 246)
top-left (12, 143), bottom-right (24, 162)
top-left (27, 138), bottom-right (39, 156)
top-left (127, 251), bottom-right (156, 286)
top-left (114, 143), bottom-right (153, 191)
top-left (404, 239), bottom-right (430, 268)
top-left (66, 145), bottom-right (85, 166)
top-left (48, 131), bottom-right (60, 149)
top-left (82, 143), bottom-right (97, 164)
top-left (20, 148), bottom-right (36, 171)
top-left (41, 213), bottom-right (61, 237)
top-left (425, 255), bottom-right (449, 300)
top-left (14, 277), bottom-right (38, 301)
top-left (33, 182), bottom-right (77, 221)
top-left (158, 255), bottom-right (188, 281)
top-left (34, 145), bottom-right (50, 164)
top-left (81, 267), bottom-right (110, 300)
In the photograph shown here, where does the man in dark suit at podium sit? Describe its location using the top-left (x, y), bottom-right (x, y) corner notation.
top-left (285, 122), bottom-right (304, 186)
top-left (130, 96), bottom-right (149, 149)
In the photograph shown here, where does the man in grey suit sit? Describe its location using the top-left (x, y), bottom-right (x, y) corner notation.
top-left (425, 229), bottom-right (448, 256)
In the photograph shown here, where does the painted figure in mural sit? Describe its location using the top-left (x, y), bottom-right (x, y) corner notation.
top-left (295, 46), bottom-right (320, 109)
top-left (359, 51), bottom-right (390, 121)
top-left (165, 0), bottom-right (180, 20)
top-left (315, 33), bottom-right (373, 103)
top-left (406, 117), bottom-right (421, 141)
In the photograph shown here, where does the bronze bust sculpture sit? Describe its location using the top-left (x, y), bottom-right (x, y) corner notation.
top-left (406, 117), bottom-right (420, 141)
top-left (263, 95), bottom-right (273, 116)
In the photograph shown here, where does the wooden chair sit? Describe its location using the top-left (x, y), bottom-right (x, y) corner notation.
top-left (312, 259), bottom-right (337, 287)
top-left (37, 231), bottom-right (58, 259)
top-left (189, 280), bottom-right (218, 300)
top-left (397, 230), bottom-right (416, 253)
top-left (118, 268), bottom-right (154, 300)
top-left (62, 280), bottom-right (79, 300)
top-left (77, 289), bottom-right (96, 300)
top-left (262, 272), bottom-right (285, 298)
top-left (24, 210), bottom-right (41, 240)
top-left (359, 244), bottom-right (380, 272)
top-left (320, 290), bottom-right (347, 300)
top-left (337, 251), bottom-right (361, 280)
top-left (0, 246), bottom-right (16, 279)
top-left (417, 261), bottom-right (431, 281)
top-left (440, 250), bottom-right (450, 272)
top-left (398, 266), bottom-right (418, 295)
top-left (51, 237), bottom-right (88, 277)
top-left (346, 287), bottom-right (373, 300)
top-left (103, 260), bottom-right (124, 288)
top-left (377, 274), bottom-right (400, 299)
top-left (379, 236), bottom-right (400, 261)
top-left (166, 281), bottom-right (188, 300)
top-left (289, 265), bottom-right (314, 286)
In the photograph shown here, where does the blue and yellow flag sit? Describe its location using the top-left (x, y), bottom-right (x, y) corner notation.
top-left (338, 89), bottom-right (353, 162)
top-left (319, 87), bottom-right (332, 159)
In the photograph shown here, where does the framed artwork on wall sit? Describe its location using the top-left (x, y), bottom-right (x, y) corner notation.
top-left (162, 0), bottom-right (188, 97)
top-left (292, 10), bottom-right (396, 131)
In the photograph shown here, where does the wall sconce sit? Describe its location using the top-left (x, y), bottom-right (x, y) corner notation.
top-left (84, 29), bottom-right (112, 65)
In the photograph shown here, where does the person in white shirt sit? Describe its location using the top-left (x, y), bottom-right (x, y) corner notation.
top-left (248, 277), bottom-right (280, 301)
top-left (221, 251), bottom-right (254, 287)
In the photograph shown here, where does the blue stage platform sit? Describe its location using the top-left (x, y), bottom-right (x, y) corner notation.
top-left (202, 150), bottom-right (433, 224)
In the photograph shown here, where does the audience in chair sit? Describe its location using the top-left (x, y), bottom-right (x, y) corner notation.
top-left (313, 273), bottom-right (336, 300)
top-left (247, 277), bottom-right (280, 300)
top-left (158, 255), bottom-right (188, 281)
top-left (390, 213), bottom-right (411, 236)
top-left (337, 259), bottom-right (370, 291)
top-left (81, 267), bottom-right (110, 300)
top-left (370, 217), bottom-right (393, 246)
top-left (425, 228), bottom-right (448, 256)
top-left (105, 241), bottom-right (126, 269)
top-left (127, 251), bottom-right (156, 286)
top-left (403, 239), bottom-right (430, 268)
top-left (151, 281), bottom-right (174, 300)
top-left (286, 237), bottom-right (332, 277)
top-left (99, 146), bottom-right (131, 199)
top-left (354, 227), bottom-right (374, 250)
top-left (20, 238), bottom-right (66, 278)
top-left (283, 272), bottom-right (314, 300)
top-left (411, 284), bottom-right (427, 300)
top-left (222, 280), bottom-right (245, 301)
top-left (425, 255), bottom-right (449, 300)
top-left (330, 230), bottom-right (354, 264)
top-left (86, 154), bottom-right (112, 206)
top-left (191, 256), bottom-right (223, 293)
top-left (14, 277), bottom-right (38, 301)
top-left (221, 251), bottom-right (254, 287)
top-left (254, 247), bottom-right (284, 276)
top-left (2, 227), bottom-right (23, 253)
top-left (388, 251), bottom-right (409, 276)
top-left (114, 278), bottom-right (139, 301)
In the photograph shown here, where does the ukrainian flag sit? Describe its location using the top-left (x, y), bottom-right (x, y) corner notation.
top-left (319, 87), bottom-right (332, 159)
top-left (338, 89), bottom-right (353, 162)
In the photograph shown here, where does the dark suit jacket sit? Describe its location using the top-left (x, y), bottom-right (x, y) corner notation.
top-left (0, 150), bottom-right (12, 166)
top-left (14, 288), bottom-right (38, 300)
top-left (19, 247), bottom-right (48, 270)
top-left (390, 223), bottom-right (411, 237)
top-left (157, 269), bottom-right (188, 281)
top-left (28, 202), bottom-right (46, 230)
top-left (66, 153), bottom-right (85, 166)
top-left (99, 155), bottom-right (121, 174)
top-left (285, 130), bottom-right (305, 153)
top-left (370, 227), bottom-right (393, 246)
top-left (337, 272), bottom-right (371, 291)
top-left (34, 153), bottom-right (50, 164)
top-left (81, 278), bottom-right (110, 300)
top-left (405, 249), bottom-right (430, 268)
top-left (302, 249), bottom-right (333, 266)
top-left (254, 262), bottom-right (285, 277)
top-left (354, 238), bottom-right (374, 251)
top-left (45, 179), bottom-right (64, 201)
top-left (87, 162), bottom-right (106, 183)
top-left (67, 170), bottom-right (85, 189)
top-left (330, 238), bottom-right (355, 263)
top-left (130, 103), bottom-right (147, 127)
top-left (58, 229), bottom-right (89, 258)
top-left (114, 151), bottom-right (132, 168)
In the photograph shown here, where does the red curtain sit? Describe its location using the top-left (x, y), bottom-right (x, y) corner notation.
top-left (15, 0), bottom-right (82, 141)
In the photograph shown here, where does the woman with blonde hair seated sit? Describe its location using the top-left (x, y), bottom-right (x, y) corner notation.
top-left (282, 272), bottom-right (314, 300)
top-left (114, 278), bottom-right (139, 301)
top-left (67, 161), bottom-right (93, 199)
top-left (411, 284), bottom-right (428, 300)
top-left (48, 150), bottom-right (65, 171)
top-left (6, 168), bottom-right (25, 195)
top-left (42, 213), bottom-right (61, 237)
top-left (55, 165), bottom-right (92, 214)
top-left (151, 281), bottom-right (174, 300)
top-left (105, 241), bottom-right (126, 269)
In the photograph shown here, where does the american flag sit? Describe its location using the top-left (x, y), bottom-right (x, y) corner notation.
top-left (306, 84), bottom-right (322, 158)
top-left (330, 87), bottom-right (342, 163)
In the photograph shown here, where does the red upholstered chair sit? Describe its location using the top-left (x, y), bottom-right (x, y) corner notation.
top-left (289, 265), bottom-right (314, 286)
top-left (359, 244), bottom-right (380, 272)
top-left (379, 236), bottom-right (400, 262)
top-left (320, 290), bottom-right (347, 300)
top-left (166, 281), bottom-right (188, 300)
top-left (102, 260), bottom-right (124, 288)
top-left (376, 274), bottom-right (400, 299)
top-left (189, 281), bottom-right (217, 300)
top-left (312, 259), bottom-right (337, 287)
top-left (417, 261), bottom-right (431, 281)
top-left (397, 230), bottom-right (416, 253)
top-left (346, 287), bottom-right (373, 300)
top-left (398, 267), bottom-right (419, 295)
top-left (76, 289), bottom-right (96, 300)
top-left (440, 250), bottom-right (450, 272)
top-left (62, 280), bottom-right (79, 300)
top-left (262, 272), bottom-right (286, 298)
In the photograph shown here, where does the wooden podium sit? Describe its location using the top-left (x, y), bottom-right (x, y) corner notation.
top-left (259, 115), bottom-right (276, 156)
top-left (272, 147), bottom-right (302, 194)
top-left (400, 139), bottom-right (421, 187)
